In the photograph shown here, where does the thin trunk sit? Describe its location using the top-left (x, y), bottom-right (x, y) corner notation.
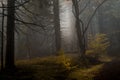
top-left (72, 0), bottom-right (86, 56)
top-left (5, 0), bottom-right (15, 69)
top-left (1, 3), bottom-right (5, 70)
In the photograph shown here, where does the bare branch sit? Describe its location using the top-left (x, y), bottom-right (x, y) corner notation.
top-left (83, 0), bottom-right (108, 35)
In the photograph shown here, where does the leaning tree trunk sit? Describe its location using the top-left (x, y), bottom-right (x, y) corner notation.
top-left (53, 0), bottom-right (61, 53)
top-left (5, 0), bottom-right (15, 69)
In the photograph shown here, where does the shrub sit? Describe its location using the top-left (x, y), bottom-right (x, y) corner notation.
top-left (86, 34), bottom-right (110, 59)
top-left (57, 50), bottom-right (73, 70)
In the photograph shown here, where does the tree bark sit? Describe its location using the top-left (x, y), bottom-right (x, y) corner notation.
top-left (72, 0), bottom-right (86, 56)
top-left (53, 0), bottom-right (61, 52)
top-left (1, 3), bottom-right (5, 70)
top-left (5, 0), bottom-right (15, 69)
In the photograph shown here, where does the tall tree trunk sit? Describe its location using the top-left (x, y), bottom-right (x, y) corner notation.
top-left (1, 3), bottom-right (5, 70)
top-left (5, 0), bottom-right (15, 69)
top-left (53, 0), bottom-right (61, 53)
top-left (72, 0), bottom-right (86, 56)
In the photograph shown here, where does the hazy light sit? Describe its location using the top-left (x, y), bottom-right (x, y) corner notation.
top-left (60, 0), bottom-right (77, 51)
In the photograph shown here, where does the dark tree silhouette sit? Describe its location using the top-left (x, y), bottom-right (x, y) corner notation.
top-left (72, 0), bottom-right (86, 56)
top-left (5, 0), bottom-right (16, 69)
top-left (1, 2), bottom-right (5, 70)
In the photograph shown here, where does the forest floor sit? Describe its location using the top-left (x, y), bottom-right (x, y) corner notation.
top-left (0, 54), bottom-right (120, 80)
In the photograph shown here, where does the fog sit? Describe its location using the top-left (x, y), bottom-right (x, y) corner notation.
top-left (13, 0), bottom-right (120, 59)
top-left (60, 0), bottom-right (78, 52)
top-left (0, 0), bottom-right (120, 80)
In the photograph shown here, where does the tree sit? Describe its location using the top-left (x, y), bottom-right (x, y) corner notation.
top-left (53, 0), bottom-right (61, 52)
top-left (1, 2), bottom-right (5, 70)
top-left (5, 0), bottom-right (16, 69)
top-left (72, 0), bottom-right (86, 57)
top-left (72, 0), bottom-right (108, 57)
top-left (5, 0), bottom-right (46, 69)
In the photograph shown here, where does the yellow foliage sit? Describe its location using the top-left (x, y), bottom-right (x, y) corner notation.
top-left (57, 50), bottom-right (73, 70)
top-left (86, 34), bottom-right (110, 58)
top-left (68, 64), bottom-right (103, 80)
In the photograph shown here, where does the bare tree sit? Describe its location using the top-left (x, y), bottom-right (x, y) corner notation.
top-left (72, 0), bottom-right (86, 57)
top-left (72, 0), bottom-right (108, 57)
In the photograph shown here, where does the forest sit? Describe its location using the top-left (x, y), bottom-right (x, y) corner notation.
top-left (0, 0), bottom-right (120, 80)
